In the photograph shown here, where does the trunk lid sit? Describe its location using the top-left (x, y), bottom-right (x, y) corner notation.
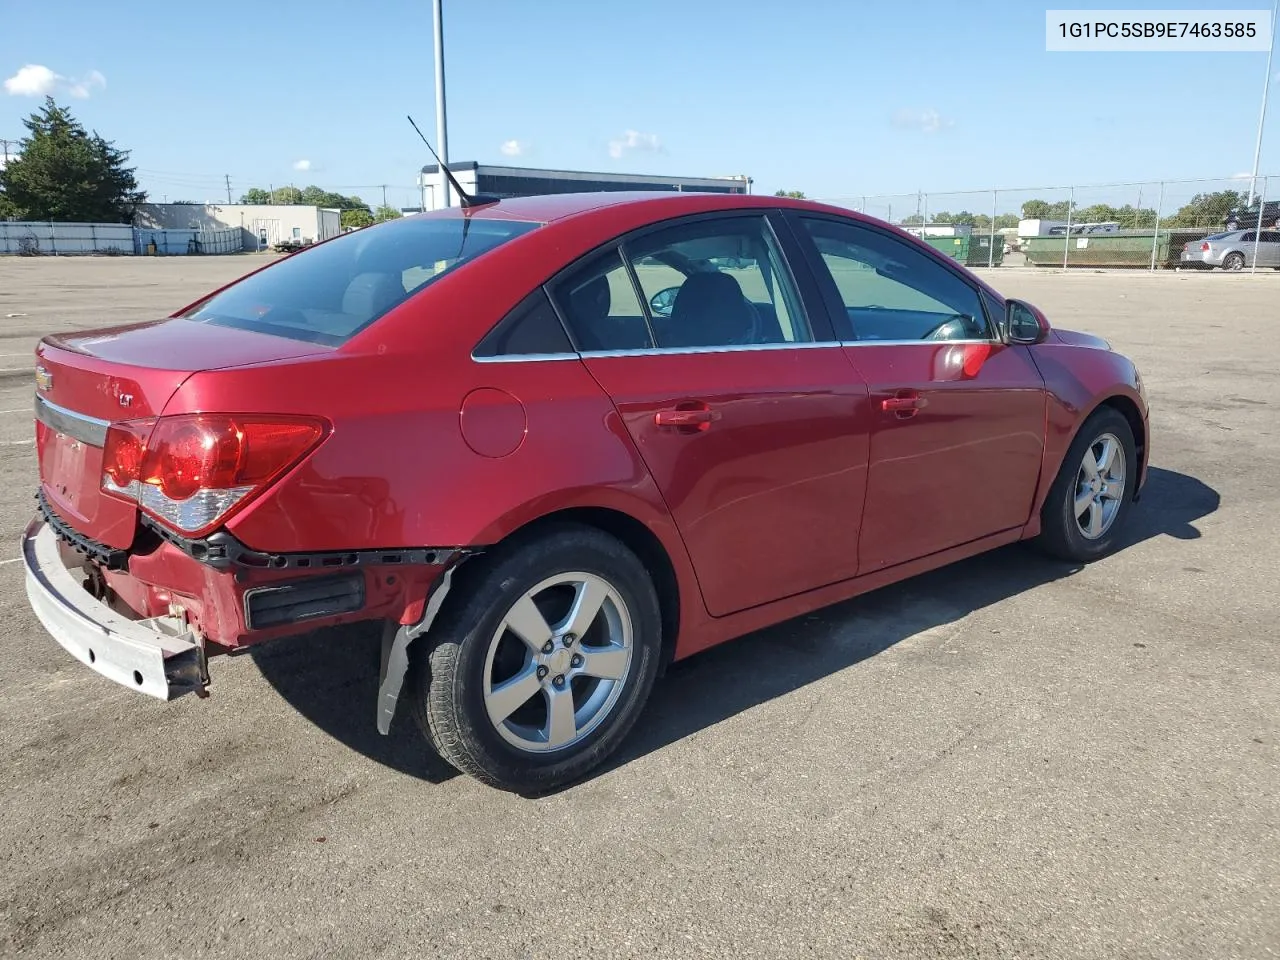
top-left (35, 318), bottom-right (329, 548)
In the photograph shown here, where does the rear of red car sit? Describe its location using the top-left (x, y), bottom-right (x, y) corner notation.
top-left (24, 213), bottom-right (540, 700)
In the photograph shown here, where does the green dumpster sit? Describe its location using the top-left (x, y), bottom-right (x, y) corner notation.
top-left (921, 233), bottom-right (1004, 267)
top-left (1021, 229), bottom-right (1211, 268)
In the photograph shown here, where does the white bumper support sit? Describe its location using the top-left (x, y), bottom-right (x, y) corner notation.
top-left (23, 518), bottom-right (206, 700)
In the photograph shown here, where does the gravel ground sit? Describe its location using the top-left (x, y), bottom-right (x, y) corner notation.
top-left (0, 255), bottom-right (1275, 959)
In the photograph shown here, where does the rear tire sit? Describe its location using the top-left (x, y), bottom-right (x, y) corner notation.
top-left (411, 524), bottom-right (662, 792)
top-left (1222, 252), bottom-right (1246, 271)
top-left (1033, 407), bottom-right (1137, 563)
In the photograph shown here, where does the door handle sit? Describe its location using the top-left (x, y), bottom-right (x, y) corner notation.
top-left (654, 408), bottom-right (716, 427)
top-left (881, 392), bottom-right (926, 418)
top-left (880, 397), bottom-right (924, 411)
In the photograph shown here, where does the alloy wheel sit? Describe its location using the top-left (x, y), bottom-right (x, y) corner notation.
top-left (481, 572), bottom-right (634, 753)
top-left (1074, 432), bottom-right (1127, 540)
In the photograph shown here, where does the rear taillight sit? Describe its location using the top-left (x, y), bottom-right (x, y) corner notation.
top-left (1201, 242), bottom-right (1211, 251)
top-left (102, 414), bottom-right (328, 536)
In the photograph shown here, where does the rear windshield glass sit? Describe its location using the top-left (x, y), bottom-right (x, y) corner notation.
top-left (180, 216), bottom-right (542, 345)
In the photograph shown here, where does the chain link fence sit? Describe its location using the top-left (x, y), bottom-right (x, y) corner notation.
top-left (814, 175), bottom-right (1278, 271)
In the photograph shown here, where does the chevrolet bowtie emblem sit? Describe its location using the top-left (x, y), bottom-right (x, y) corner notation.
top-left (34, 365), bottom-right (53, 392)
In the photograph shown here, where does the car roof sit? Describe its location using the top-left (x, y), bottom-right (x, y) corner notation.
top-left (409, 191), bottom-right (839, 225)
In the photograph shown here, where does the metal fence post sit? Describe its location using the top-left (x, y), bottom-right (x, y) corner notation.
top-left (1150, 181), bottom-right (1165, 271)
top-left (1251, 176), bottom-right (1268, 274)
top-left (988, 189), bottom-right (997, 267)
top-left (1062, 187), bottom-right (1074, 271)
top-left (861, 195), bottom-right (867, 214)
top-left (48, 222), bottom-right (56, 256)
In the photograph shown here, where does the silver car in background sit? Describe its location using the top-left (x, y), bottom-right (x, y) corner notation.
top-left (1180, 230), bottom-right (1280, 271)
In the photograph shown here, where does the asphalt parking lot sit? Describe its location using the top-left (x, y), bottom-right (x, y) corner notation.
top-left (0, 256), bottom-right (1276, 959)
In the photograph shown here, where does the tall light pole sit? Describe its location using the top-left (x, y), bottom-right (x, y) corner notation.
top-left (433, 0), bottom-right (451, 208)
top-left (1248, 0), bottom-right (1278, 205)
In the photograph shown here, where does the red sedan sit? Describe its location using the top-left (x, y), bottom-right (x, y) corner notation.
top-left (24, 192), bottom-right (1149, 791)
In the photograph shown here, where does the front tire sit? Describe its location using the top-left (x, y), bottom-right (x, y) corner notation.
top-left (411, 524), bottom-right (662, 792)
top-left (1033, 407), bottom-right (1137, 563)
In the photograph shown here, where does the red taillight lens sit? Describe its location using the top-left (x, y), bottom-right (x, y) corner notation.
top-left (1201, 242), bottom-right (1210, 251)
top-left (102, 419), bottom-right (153, 492)
top-left (102, 414), bottom-right (327, 535)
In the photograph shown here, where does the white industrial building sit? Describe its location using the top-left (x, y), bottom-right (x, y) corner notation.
top-left (414, 162), bottom-right (752, 212)
top-left (134, 203), bottom-right (342, 250)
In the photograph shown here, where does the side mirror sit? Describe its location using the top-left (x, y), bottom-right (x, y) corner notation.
top-left (1005, 298), bottom-right (1051, 345)
top-left (649, 286), bottom-right (680, 317)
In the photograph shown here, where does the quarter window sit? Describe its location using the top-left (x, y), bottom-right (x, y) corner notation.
top-left (799, 218), bottom-right (991, 342)
top-left (553, 250), bottom-right (654, 351)
top-left (474, 289), bottom-right (573, 357)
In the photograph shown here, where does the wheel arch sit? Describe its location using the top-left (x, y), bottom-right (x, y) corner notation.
top-left (1093, 393), bottom-right (1146, 473)
top-left (489, 505), bottom-right (683, 672)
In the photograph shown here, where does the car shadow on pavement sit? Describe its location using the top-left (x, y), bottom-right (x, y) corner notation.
top-left (249, 620), bottom-right (461, 783)
top-left (587, 464), bottom-right (1219, 791)
top-left (250, 465), bottom-right (1217, 790)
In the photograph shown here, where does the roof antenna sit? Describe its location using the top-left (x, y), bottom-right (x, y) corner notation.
top-left (407, 115), bottom-right (501, 209)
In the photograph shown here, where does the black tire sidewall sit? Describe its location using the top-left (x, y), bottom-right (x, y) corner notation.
top-left (425, 526), bottom-right (661, 790)
top-left (1044, 407), bottom-right (1137, 562)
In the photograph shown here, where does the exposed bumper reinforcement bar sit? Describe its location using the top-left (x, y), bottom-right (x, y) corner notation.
top-left (23, 517), bottom-right (206, 700)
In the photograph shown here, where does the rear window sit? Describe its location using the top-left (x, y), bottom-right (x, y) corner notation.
top-left (180, 216), bottom-right (542, 345)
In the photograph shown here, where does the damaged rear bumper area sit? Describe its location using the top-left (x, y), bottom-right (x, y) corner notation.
top-left (23, 517), bottom-right (206, 700)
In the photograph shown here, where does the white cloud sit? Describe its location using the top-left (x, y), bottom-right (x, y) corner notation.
top-left (891, 108), bottom-right (953, 134)
top-left (67, 70), bottom-right (106, 99)
top-left (500, 139), bottom-right (527, 157)
top-left (4, 64), bottom-right (105, 98)
top-left (293, 159), bottom-right (312, 172)
top-left (608, 129), bottom-right (662, 160)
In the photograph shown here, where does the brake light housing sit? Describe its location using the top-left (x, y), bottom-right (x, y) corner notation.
top-left (1201, 241), bottom-right (1211, 251)
top-left (102, 414), bottom-right (329, 536)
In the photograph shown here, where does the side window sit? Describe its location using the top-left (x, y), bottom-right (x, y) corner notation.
top-left (1258, 231), bottom-right (1280, 243)
top-left (1240, 231), bottom-right (1257, 243)
top-left (798, 217), bottom-right (992, 342)
top-left (473, 288), bottom-right (573, 357)
top-left (624, 215), bottom-right (812, 349)
top-left (552, 250), bottom-right (653, 351)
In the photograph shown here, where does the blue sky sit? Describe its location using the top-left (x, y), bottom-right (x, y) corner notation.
top-left (1, 0), bottom-right (1277, 210)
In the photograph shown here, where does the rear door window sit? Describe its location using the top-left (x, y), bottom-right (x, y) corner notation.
top-left (180, 216), bottom-right (542, 345)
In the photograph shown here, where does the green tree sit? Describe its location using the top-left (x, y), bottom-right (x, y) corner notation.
top-left (899, 213), bottom-right (924, 226)
top-left (1167, 190), bottom-right (1244, 228)
top-left (774, 189), bottom-right (806, 199)
top-left (0, 97), bottom-right (144, 222)
top-left (1020, 199), bottom-right (1076, 221)
top-left (269, 186), bottom-right (303, 205)
top-left (373, 205), bottom-right (402, 222)
top-left (240, 187), bottom-right (271, 204)
top-left (341, 207), bottom-right (374, 230)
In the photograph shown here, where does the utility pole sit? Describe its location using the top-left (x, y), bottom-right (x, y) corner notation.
top-left (0, 138), bottom-right (14, 166)
top-left (1248, 0), bottom-right (1278, 205)
top-left (382, 184), bottom-right (388, 210)
top-left (433, 0), bottom-right (451, 208)
top-left (225, 174), bottom-right (233, 204)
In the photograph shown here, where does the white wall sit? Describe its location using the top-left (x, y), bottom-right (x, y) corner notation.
top-left (418, 170), bottom-right (479, 211)
top-left (0, 221), bottom-right (133, 254)
top-left (135, 204), bottom-right (341, 249)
